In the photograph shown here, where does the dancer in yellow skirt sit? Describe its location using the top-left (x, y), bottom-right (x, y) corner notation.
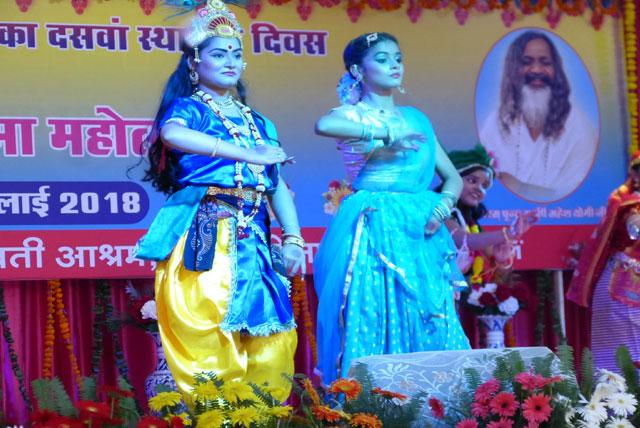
top-left (136, 0), bottom-right (305, 405)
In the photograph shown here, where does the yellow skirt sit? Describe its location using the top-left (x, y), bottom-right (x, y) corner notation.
top-left (154, 217), bottom-right (297, 405)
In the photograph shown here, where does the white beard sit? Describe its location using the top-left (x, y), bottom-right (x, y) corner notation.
top-left (520, 85), bottom-right (551, 135)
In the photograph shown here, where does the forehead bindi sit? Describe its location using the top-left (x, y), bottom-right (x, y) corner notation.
top-left (207, 37), bottom-right (242, 52)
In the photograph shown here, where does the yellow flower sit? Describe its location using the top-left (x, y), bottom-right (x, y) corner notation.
top-left (229, 407), bottom-right (260, 426)
top-left (220, 380), bottom-right (255, 403)
top-left (261, 384), bottom-right (286, 400)
top-left (193, 381), bottom-right (219, 401)
top-left (269, 405), bottom-right (293, 419)
top-left (197, 409), bottom-right (226, 428)
top-left (148, 391), bottom-right (182, 411)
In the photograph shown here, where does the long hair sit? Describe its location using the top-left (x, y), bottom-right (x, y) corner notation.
top-left (498, 31), bottom-right (571, 140)
top-left (343, 32), bottom-right (399, 75)
top-left (143, 38), bottom-right (249, 195)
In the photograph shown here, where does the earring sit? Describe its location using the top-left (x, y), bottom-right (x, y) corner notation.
top-left (242, 62), bottom-right (247, 71)
top-left (193, 47), bottom-right (201, 64)
top-left (397, 85), bottom-right (406, 94)
top-left (189, 69), bottom-right (199, 85)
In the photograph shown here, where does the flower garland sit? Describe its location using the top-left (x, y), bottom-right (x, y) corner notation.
top-left (18, 0), bottom-right (620, 28)
top-left (0, 284), bottom-right (31, 409)
top-left (290, 275), bottom-right (318, 367)
top-left (45, 280), bottom-right (83, 390)
top-left (623, 0), bottom-right (638, 155)
top-left (192, 90), bottom-right (266, 238)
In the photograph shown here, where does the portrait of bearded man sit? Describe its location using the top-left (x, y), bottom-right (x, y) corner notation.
top-left (479, 30), bottom-right (598, 202)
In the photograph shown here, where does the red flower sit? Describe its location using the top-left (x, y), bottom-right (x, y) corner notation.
top-left (455, 419), bottom-right (479, 428)
top-left (634, 360), bottom-right (640, 369)
top-left (428, 397), bottom-right (445, 419)
top-left (487, 418), bottom-right (514, 428)
top-left (137, 416), bottom-right (169, 428)
top-left (515, 373), bottom-right (561, 391)
top-left (522, 393), bottom-right (552, 423)
top-left (479, 292), bottom-right (497, 307)
top-left (77, 400), bottom-right (110, 421)
top-left (471, 402), bottom-right (489, 418)
top-left (474, 378), bottom-right (500, 403)
top-left (328, 180), bottom-right (341, 189)
top-left (170, 416), bottom-right (184, 428)
top-left (514, 372), bottom-right (536, 391)
top-left (489, 391), bottom-right (518, 417)
top-left (495, 285), bottom-right (512, 302)
top-left (31, 409), bottom-right (59, 425)
top-left (43, 416), bottom-right (83, 428)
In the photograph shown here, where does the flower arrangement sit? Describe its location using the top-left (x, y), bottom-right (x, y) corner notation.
top-left (322, 179), bottom-right (353, 215)
top-left (292, 364), bottom-right (426, 427)
top-left (109, 282), bottom-right (158, 333)
top-left (148, 372), bottom-right (291, 427)
top-left (440, 348), bottom-right (580, 427)
top-left (466, 281), bottom-right (526, 317)
top-left (572, 369), bottom-right (638, 427)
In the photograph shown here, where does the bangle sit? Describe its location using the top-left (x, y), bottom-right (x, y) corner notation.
top-left (365, 124), bottom-right (375, 142)
top-left (283, 234), bottom-right (305, 248)
top-left (441, 190), bottom-right (457, 208)
top-left (360, 124), bottom-right (367, 140)
top-left (209, 138), bottom-right (222, 157)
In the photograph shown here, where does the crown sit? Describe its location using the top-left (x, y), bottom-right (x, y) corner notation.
top-left (183, 0), bottom-right (244, 48)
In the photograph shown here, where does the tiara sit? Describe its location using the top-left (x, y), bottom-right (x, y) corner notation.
top-left (182, 0), bottom-right (244, 48)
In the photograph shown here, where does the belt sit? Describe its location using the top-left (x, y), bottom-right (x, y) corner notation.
top-left (206, 186), bottom-right (258, 203)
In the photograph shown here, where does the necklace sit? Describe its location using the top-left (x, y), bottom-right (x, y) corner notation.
top-left (212, 96), bottom-right (235, 108)
top-left (192, 89), bottom-right (266, 237)
top-left (512, 118), bottom-right (550, 187)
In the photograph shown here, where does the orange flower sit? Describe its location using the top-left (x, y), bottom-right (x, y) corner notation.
top-left (371, 386), bottom-right (407, 401)
top-left (329, 378), bottom-right (362, 400)
top-left (302, 378), bottom-right (321, 405)
top-left (311, 405), bottom-right (345, 422)
top-left (350, 413), bottom-right (382, 428)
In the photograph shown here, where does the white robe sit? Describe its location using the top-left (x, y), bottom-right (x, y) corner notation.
top-left (480, 107), bottom-right (597, 202)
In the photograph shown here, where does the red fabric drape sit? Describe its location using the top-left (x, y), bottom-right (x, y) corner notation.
top-left (0, 279), bottom-right (157, 425)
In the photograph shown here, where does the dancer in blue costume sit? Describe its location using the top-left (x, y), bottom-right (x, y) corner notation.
top-left (135, 0), bottom-right (305, 405)
top-left (314, 32), bottom-right (470, 384)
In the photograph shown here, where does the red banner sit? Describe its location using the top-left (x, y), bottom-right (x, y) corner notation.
top-left (0, 226), bottom-right (594, 280)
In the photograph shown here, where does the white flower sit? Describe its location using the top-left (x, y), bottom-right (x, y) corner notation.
top-left (498, 296), bottom-right (519, 315)
top-left (597, 369), bottom-right (627, 392)
top-left (605, 418), bottom-right (634, 428)
top-left (467, 289), bottom-right (483, 306)
top-left (578, 399), bottom-right (608, 425)
top-left (607, 392), bottom-right (638, 417)
top-left (323, 201), bottom-right (337, 215)
top-left (140, 300), bottom-right (157, 320)
top-left (593, 382), bottom-right (618, 402)
top-left (483, 282), bottom-right (497, 293)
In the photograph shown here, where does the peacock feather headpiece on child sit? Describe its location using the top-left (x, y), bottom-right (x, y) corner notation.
top-left (165, 0), bottom-right (245, 48)
top-left (448, 144), bottom-right (496, 180)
